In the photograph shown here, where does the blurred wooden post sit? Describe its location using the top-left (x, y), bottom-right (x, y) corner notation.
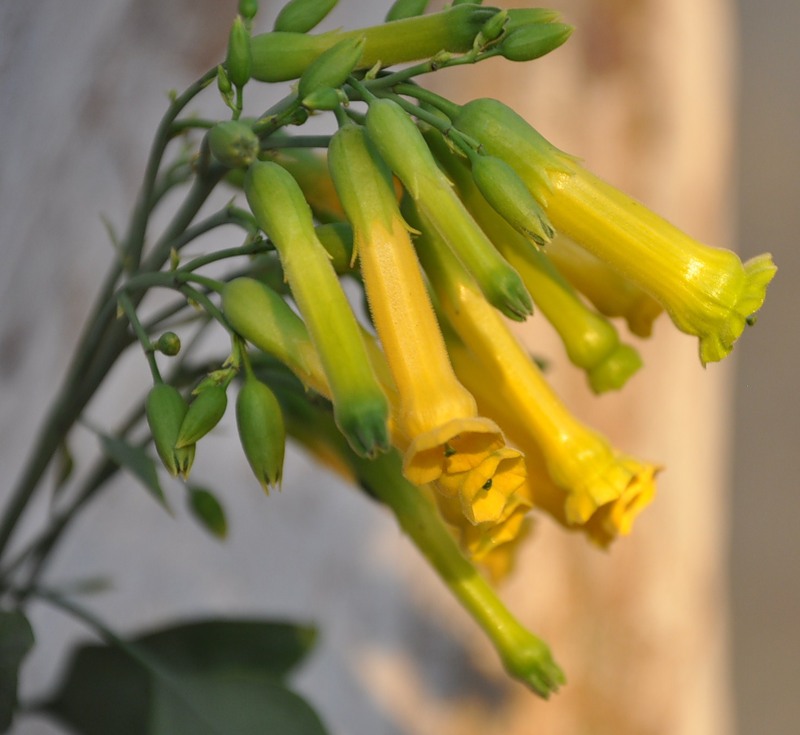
top-left (368, 1), bottom-right (736, 733)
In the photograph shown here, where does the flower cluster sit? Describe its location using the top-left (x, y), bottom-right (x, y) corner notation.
top-left (140, 0), bottom-right (775, 697)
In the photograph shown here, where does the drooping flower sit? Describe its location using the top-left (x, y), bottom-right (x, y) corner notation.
top-left (453, 97), bottom-right (776, 364)
top-left (327, 122), bottom-right (504, 486)
top-left (417, 221), bottom-right (659, 537)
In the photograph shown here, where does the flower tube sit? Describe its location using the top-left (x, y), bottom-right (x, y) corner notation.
top-left (327, 122), bottom-right (502, 485)
top-left (453, 98), bottom-right (776, 364)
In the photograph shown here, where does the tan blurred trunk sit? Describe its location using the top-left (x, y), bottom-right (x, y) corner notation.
top-left (362, 1), bottom-right (736, 733)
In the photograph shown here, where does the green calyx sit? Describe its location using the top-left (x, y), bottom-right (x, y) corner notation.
top-left (207, 120), bottom-right (260, 168)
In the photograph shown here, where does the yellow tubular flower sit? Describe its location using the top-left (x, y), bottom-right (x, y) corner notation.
top-left (417, 226), bottom-right (659, 534)
top-left (430, 138), bottom-right (643, 392)
top-left (453, 98), bottom-right (776, 364)
top-left (447, 327), bottom-right (655, 546)
top-left (327, 123), bottom-right (503, 485)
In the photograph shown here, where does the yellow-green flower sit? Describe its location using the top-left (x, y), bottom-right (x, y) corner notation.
top-left (418, 227), bottom-right (659, 535)
top-left (244, 160), bottom-right (390, 457)
top-left (327, 123), bottom-right (503, 485)
top-left (453, 98), bottom-right (776, 363)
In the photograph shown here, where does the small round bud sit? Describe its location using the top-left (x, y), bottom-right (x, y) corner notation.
top-left (238, 0), bottom-right (258, 22)
top-left (207, 120), bottom-right (260, 169)
top-left (155, 332), bottom-right (181, 356)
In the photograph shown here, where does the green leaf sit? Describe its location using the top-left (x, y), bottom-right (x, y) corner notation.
top-left (97, 433), bottom-right (170, 511)
top-left (0, 610), bottom-right (36, 732)
top-left (186, 487), bottom-right (228, 540)
top-left (150, 671), bottom-right (328, 735)
top-left (43, 618), bottom-right (323, 735)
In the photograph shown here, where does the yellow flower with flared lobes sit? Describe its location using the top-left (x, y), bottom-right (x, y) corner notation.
top-left (327, 122), bottom-right (504, 486)
top-left (453, 98), bottom-right (776, 364)
top-left (416, 222), bottom-right (659, 537)
top-left (447, 335), bottom-right (655, 546)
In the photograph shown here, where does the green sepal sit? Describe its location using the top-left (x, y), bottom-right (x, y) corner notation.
top-left (176, 385), bottom-right (229, 448)
top-left (315, 221), bottom-right (354, 273)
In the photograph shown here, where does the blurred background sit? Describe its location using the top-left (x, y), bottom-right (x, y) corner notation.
top-left (0, 1), bottom-right (797, 733)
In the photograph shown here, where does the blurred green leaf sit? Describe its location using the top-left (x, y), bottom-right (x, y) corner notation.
top-left (43, 618), bottom-right (323, 735)
top-left (187, 487), bottom-right (227, 539)
top-left (97, 433), bottom-right (170, 510)
top-left (0, 610), bottom-right (36, 732)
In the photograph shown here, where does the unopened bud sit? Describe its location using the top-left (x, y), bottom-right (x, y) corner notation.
top-left (239, 0), bottom-right (259, 22)
top-left (207, 120), bottom-right (259, 168)
top-left (477, 9), bottom-right (508, 44)
top-left (301, 86), bottom-right (347, 111)
top-left (470, 154), bottom-right (553, 245)
top-left (226, 16), bottom-right (252, 88)
top-left (499, 22), bottom-right (573, 62)
top-left (236, 376), bottom-right (286, 492)
top-left (176, 384), bottom-right (229, 448)
top-left (274, 0), bottom-right (338, 33)
top-left (385, 0), bottom-right (429, 22)
top-left (297, 36), bottom-right (365, 100)
top-left (155, 331), bottom-right (181, 356)
top-left (146, 384), bottom-right (195, 479)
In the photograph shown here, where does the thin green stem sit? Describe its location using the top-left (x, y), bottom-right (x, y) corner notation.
top-left (117, 292), bottom-right (162, 383)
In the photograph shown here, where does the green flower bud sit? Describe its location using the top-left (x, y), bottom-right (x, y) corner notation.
top-left (366, 98), bottom-right (532, 321)
top-left (505, 8), bottom-right (563, 31)
top-left (187, 487), bottom-right (228, 539)
top-left (274, 0), bottom-right (338, 33)
top-left (250, 4), bottom-right (498, 82)
top-left (239, 0), bottom-right (259, 22)
top-left (301, 86), bottom-right (347, 111)
top-left (498, 22), bottom-right (574, 62)
top-left (477, 9), bottom-right (507, 44)
top-left (176, 384), bottom-right (229, 448)
top-left (470, 154), bottom-right (553, 245)
top-left (146, 384), bottom-right (195, 478)
top-left (315, 221), bottom-right (354, 272)
top-left (236, 376), bottom-right (286, 492)
top-left (226, 15), bottom-right (252, 88)
top-left (222, 277), bottom-right (328, 395)
top-left (207, 120), bottom-right (259, 169)
top-left (244, 161), bottom-right (390, 457)
top-left (155, 331), bottom-right (181, 356)
top-left (297, 36), bottom-right (365, 101)
top-left (217, 64), bottom-right (232, 96)
top-left (385, 0), bottom-right (429, 22)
